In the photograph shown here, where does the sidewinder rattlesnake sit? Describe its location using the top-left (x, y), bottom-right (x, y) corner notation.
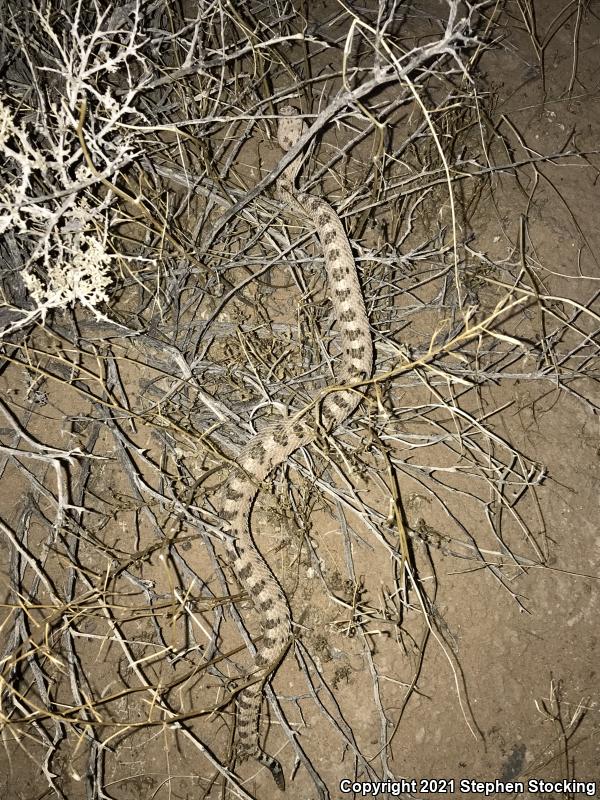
top-left (221, 106), bottom-right (373, 788)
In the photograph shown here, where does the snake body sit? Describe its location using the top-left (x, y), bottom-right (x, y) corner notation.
top-left (222, 107), bottom-right (373, 787)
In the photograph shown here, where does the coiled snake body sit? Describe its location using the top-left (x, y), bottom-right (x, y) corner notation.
top-left (222, 107), bottom-right (373, 787)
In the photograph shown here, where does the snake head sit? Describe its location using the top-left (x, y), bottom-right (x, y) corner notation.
top-left (277, 105), bottom-right (306, 151)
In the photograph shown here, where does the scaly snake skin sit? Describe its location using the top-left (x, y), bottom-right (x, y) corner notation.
top-left (222, 106), bottom-right (373, 788)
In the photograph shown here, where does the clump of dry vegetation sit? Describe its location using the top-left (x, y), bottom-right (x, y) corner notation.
top-left (0, 1), bottom-right (598, 797)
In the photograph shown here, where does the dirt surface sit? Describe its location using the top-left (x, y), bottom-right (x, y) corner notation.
top-left (0, 2), bottom-right (599, 800)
